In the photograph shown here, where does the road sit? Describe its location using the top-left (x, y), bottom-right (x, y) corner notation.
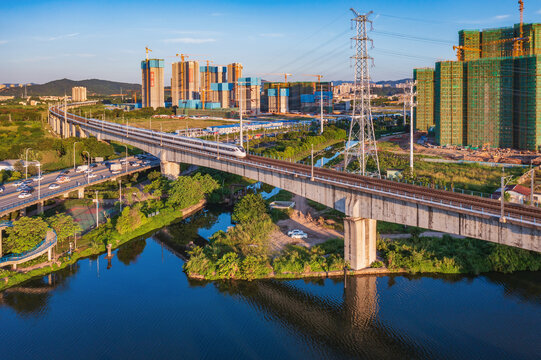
top-left (0, 156), bottom-right (160, 214)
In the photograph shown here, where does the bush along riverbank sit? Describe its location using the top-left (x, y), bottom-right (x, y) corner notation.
top-left (377, 234), bottom-right (541, 274)
top-left (0, 172), bottom-right (219, 291)
top-left (184, 194), bottom-right (349, 281)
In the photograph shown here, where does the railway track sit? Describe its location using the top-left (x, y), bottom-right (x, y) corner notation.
top-left (51, 106), bottom-right (541, 225)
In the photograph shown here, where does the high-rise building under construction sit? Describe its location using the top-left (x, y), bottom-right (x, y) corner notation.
top-left (415, 22), bottom-right (541, 150)
top-left (141, 59), bottom-right (165, 109)
top-left (171, 60), bottom-right (200, 105)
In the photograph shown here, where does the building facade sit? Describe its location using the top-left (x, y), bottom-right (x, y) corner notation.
top-left (72, 86), bottom-right (87, 102)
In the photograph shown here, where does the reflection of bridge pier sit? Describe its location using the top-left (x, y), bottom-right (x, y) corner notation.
top-left (221, 276), bottom-right (421, 358)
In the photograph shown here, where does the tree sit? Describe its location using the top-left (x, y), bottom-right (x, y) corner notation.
top-left (115, 205), bottom-right (147, 235)
top-left (232, 193), bottom-right (266, 224)
top-left (4, 217), bottom-right (50, 253)
top-left (46, 213), bottom-right (82, 245)
top-left (168, 174), bottom-right (219, 209)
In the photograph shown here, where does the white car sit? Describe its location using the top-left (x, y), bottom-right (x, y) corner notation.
top-left (288, 230), bottom-right (308, 239)
top-left (87, 173), bottom-right (97, 178)
top-left (34, 175), bottom-right (44, 181)
top-left (48, 183), bottom-right (60, 189)
top-left (12, 180), bottom-right (24, 187)
top-left (18, 192), bottom-right (32, 199)
top-left (0, 185), bottom-right (4, 193)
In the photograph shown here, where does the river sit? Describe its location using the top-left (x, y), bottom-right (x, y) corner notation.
top-left (1, 207), bottom-right (540, 359)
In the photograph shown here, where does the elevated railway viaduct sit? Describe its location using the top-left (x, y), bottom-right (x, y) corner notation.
top-left (48, 103), bottom-right (541, 269)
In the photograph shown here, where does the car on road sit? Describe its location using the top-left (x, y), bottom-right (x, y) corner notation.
top-left (287, 229), bottom-right (308, 239)
top-left (88, 173), bottom-right (97, 178)
top-left (12, 180), bottom-right (24, 187)
top-left (0, 185), bottom-right (4, 193)
top-left (23, 179), bottom-right (34, 184)
top-left (61, 169), bottom-right (70, 175)
top-left (90, 163), bottom-right (98, 168)
top-left (18, 191), bottom-right (32, 199)
top-left (111, 170), bottom-right (121, 175)
top-left (129, 161), bottom-right (138, 167)
top-left (48, 183), bottom-right (60, 189)
top-left (17, 185), bottom-right (33, 192)
top-left (56, 176), bottom-right (70, 183)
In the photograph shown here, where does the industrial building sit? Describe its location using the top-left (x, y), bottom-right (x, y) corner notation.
top-left (415, 22), bottom-right (541, 150)
top-left (141, 58), bottom-right (165, 109)
top-left (261, 81), bottom-right (333, 113)
top-left (71, 86), bottom-right (87, 102)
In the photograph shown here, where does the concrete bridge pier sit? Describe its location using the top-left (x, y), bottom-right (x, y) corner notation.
top-left (20, 207), bottom-right (26, 217)
top-left (37, 201), bottom-right (44, 215)
top-left (161, 161), bottom-right (180, 180)
top-left (344, 217), bottom-right (377, 270)
top-left (78, 188), bottom-right (85, 199)
top-left (47, 247), bottom-right (52, 261)
top-left (0, 229), bottom-right (3, 257)
top-left (79, 127), bottom-right (88, 138)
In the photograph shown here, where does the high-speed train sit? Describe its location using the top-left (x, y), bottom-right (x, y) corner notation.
top-left (50, 105), bottom-right (247, 158)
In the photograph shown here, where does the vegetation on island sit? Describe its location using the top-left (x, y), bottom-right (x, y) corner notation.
top-left (184, 193), bottom-right (347, 281)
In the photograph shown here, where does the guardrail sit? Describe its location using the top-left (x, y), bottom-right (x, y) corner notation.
top-left (0, 162), bottom-right (159, 215)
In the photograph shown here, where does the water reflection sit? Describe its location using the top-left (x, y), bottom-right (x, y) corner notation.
top-left (0, 265), bottom-right (78, 317)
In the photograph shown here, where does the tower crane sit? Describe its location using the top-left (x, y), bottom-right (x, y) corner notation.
top-left (453, 0), bottom-right (529, 61)
top-left (302, 74), bottom-right (325, 133)
top-left (145, 46), bottom-right (152, 60)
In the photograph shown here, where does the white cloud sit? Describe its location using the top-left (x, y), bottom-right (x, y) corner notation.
top-left (34, 32), bottom-right (80, 41)
top-left (162, 37), bottom-right (216, 44)
top-left (259, 33), bottom-right (285, 38)
top-left (537, 9), bottom-right (541, 14)
top-left (493, 15), bottom-right (510, 20)
top-left (0, 40), bottom-right (7, 45)
top-left (458, 14), bottom-right (511, 24)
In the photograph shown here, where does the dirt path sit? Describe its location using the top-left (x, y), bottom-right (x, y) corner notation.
top-left (269, 194), bottom-right (343, 253)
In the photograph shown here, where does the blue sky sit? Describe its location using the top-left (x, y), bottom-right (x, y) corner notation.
top-left (1, 0), bottom-right (539, 84)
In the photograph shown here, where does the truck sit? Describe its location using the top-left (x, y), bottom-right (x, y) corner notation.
top-left (75, 165), bottom-right (89, 173)
top-left (109, 162), bottom-right (122, 172)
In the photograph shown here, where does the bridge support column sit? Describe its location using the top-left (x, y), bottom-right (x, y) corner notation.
top-left (63, 192), bottom-right (70, 198)
top-left (78, 188), bottom-right (85, 199)
top-left (20, 207), bottom-right (26, 217)
top-left (80, 128), bottom-right (88, 138)
top-left (0, 229), bottom-right (3, 258)
top-left (161, 161), bottom-right (180, 180)
top-left (37, 201), bottom-right (44, 214)
top-left (70, 123), bottom-right (76, 138)
top-left (12, 263), bottom-right (17, 270)
top-left (344, 217), bottom-right (377, 270)
top-left (47, 248), bottom-right (52, 261)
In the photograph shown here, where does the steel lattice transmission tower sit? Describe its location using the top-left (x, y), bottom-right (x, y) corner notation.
top-left (344, 8), bottom-right (380, 177)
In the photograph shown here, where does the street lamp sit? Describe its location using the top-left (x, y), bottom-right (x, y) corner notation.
top-left (95, 190), bottom-right (99, 228)
top-left (83, 151), bottom-right (90, 184)
top-left (34, 160), bottom-right (41, 200)
top-left (73, 141), bottom-right (81, 170)
top-left (124, 144), bottom-right (128, 173)
top-left (500, 168), bottom-right (514, 223)
top-left (118, 179), bottom-right (122, 212)
top-left (24, 148), bottom-right (32, 180)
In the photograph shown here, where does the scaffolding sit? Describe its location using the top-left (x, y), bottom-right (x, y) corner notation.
top-left (413, 68), bottom-right (435, 131)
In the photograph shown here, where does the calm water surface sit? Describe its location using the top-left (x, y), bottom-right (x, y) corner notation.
top-left (1, 208), bottom-right (541, 359)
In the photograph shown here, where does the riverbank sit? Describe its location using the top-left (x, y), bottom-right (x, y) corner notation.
top-left (0, 200), bottom-right (206, 291)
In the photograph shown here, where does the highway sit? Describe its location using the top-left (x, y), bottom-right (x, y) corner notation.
top-left (0, 156), bottom-right (160, 215)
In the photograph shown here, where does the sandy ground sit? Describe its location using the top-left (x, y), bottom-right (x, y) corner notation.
top-left (269, 194), bottom-right (343, 252)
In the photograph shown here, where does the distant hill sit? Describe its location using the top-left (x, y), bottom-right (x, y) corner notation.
top-left (0, 78), bottom-right (141, 97)
top-left (333, 79), bottom-right (412, 86)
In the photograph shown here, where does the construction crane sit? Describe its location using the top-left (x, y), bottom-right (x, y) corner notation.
top-left (453, 1), bottom-right (529, 60)
top-left (145, 46), bottom-right (152, 60)
top-left (302, 74), bottom-right (325, 133)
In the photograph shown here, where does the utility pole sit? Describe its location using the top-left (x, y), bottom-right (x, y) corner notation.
top-left (320, 82), bottom-right (324, 134)
top-left (409, 81), bottom-right (417, 172)
top-left (311, 144), bottom-right (314, 181)
top-left (95, 190), bottom-right (99, 228)
top-left (531, 161), bottom-right (535, 205)
top-left (119, 180), bottom-right (122, 212)
top-left (73, 141), bottom-right (80, 170)
top-left (344, 8), bottom-right (380, 177)
top-left (239, 78), bottom-right (244, 148)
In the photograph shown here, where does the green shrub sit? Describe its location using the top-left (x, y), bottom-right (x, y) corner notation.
top-left (370, 260), bottom-right (384, 268)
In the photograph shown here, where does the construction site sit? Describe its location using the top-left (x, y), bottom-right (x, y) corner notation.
top-left (414, 1), bottom-right (541, 151)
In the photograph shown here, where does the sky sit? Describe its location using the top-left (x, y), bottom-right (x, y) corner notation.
top-left (0, 0), bottom-right (539, 84)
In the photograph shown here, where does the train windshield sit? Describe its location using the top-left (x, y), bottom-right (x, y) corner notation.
top-left (238, 146), bottom-right (246, 152)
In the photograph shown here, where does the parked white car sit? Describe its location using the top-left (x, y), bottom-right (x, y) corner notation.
top-left (288, 229), bottom-right (308, 239)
